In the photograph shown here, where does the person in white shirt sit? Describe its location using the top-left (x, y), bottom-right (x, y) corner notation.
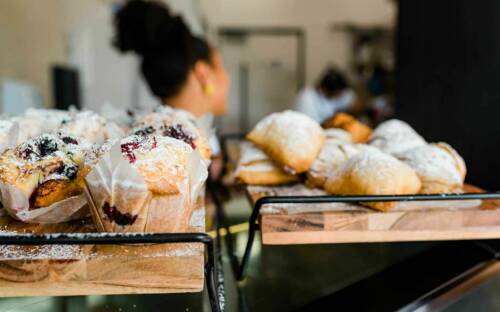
top-left (293, 68), bottom-right (356, 123)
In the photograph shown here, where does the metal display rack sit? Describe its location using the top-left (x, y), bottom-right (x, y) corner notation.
top-left (0, 232), bottom-right (224, 312)
top-left (217, 134), bottom-right (500, 310)
top-left (235, 192), bottom-right (500, 281)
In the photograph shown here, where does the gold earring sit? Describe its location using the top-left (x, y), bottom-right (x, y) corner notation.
top-left (204, 84), bottom-right (215, 96)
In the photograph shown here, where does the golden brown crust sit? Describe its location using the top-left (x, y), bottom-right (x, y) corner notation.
top-left (324, 150), bottom-right (421, 211)
top-left (323, 113), bottom-right (372, 143)
top-left (30, 179), bottom-right (82, 209)
top-left (246, 111), bottom-right (325, 174)
top-left (235, 163), bottom-right (299, 185)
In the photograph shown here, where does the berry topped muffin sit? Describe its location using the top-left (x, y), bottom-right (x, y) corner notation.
top-left (0, 133), bottom-right (96, 209)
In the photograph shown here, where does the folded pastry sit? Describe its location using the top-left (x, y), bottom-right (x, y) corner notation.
top-left (398, 142), bottom-right (466, 194)
top-left (306, 139), bottom-right (359, 188)
top-left (324, 128), bottom-right (353, 143)
top-left (324, 149), bottom-right (421, 211)
top-left (235, 141), bottom-right (298, 185)
top-left (132, 109), bottom-right (211, 160)
top-left (247, 110), bottom-right (325, 174)
top-left (58, 110), bottom-right (125, 145)
top-left (369, 119), bottom-right (426, 156)
top-left (322, 112), bottom-right (372, 143)
top-left (0, 133), bottom-right (95, 209)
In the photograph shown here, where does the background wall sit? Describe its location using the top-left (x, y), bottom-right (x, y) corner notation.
top-left (201, 0), bottom-right (395, 84)
top-left (0, 0), bottom-right (202, 110)
top-left (201, 0), bottom-right (395, 132)
top-left (0, 1), bottom-right (65, 106)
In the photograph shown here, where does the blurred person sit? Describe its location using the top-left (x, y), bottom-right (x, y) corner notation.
top-left (113, 0), bottom-right (230, 178)
top-left (367, 64), bottom-right (394, 123)
top-left (292, 67), bottom-right (359, 123)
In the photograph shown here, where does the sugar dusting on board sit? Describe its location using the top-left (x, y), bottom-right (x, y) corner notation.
top-left (0, 205), bottom-right (206, 260)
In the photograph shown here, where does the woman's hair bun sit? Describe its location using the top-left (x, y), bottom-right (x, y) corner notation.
top-left (113, 0), bottom-right (190, 57)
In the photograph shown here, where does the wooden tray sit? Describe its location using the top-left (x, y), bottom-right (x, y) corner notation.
top-left (0, 201), bottom-right (205, 297)
top-left (247, 184), bottom-right (500, 245)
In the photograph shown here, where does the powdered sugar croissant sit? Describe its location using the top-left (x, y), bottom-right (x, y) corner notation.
top-left (247, 110), bottom-right (325, 174)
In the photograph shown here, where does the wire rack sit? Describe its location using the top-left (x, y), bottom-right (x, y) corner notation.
top-left (0, 230), bottom-right (224, 312)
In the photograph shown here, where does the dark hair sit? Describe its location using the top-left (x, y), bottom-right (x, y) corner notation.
top-left (317, 67), bottom-right (348, 96)
top-left (113, 0), bottom-right (212, 99)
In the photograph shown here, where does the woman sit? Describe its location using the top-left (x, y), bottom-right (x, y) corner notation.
top-left (293, 67), bottom-right (358, 123)
top-left (113, 0), bottom-right (230, 177)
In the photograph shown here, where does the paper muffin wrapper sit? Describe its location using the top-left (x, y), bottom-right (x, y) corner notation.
top-left (0, 181), bottom-right (88, 223)
top-left (84, 140), bottom-right (208, 233)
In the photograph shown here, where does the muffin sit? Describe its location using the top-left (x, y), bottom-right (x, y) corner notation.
top-left (85, 133), bottom-right (208, 233)
top-left (0, 133), bottom-right (96, 222)
top-left (132, 109), bottom-right (211, 161)
top-left (58, 110), bottom-right (125, 145)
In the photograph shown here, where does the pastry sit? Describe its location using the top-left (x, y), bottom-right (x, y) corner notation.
top-left (324, 128), bottom-right (353, 143)
top-left (322, 112), bottom-right (372, 143)
top-left (369, 119), bottom-right (426, 155)
top-left (246, 110), bottom-right (325, 174)
top-left (58, 110), bottom-right (125, 145)
top-left (132, 109), bottom-right (211, 160)
top-left (85, 133), bottom-right (208, 233)
top-left (324, 149), bottom-right (421, 211)
top-left (235, 141), bottom-right (298, 185)
top-left (306, 139), bottom-right (359, 188)
top-left (398, 142), bottom-right (466, 193)
top-left (0, 119), bottom-right (21, 153)
top-left (0, 133), bottom-right (95, 209)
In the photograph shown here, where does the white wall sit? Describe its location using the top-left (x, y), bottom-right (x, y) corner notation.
top-left (0, 0), bottom-right (203, 111)
top-left (201, 0), bottom-right (395, 84)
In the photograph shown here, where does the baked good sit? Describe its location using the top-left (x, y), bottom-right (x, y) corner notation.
top-left (398, 142), bottom-right (466, 193)
top-left (324, 128), bottom-right (353, 143)
top-left (58, 110), bottom-right (125, 145)
top-left (119, 134), bottom-right (194, 195)
top-left (0, 133), bottom-right (94, 209)
top-left (246, 110), bottom-right (325, 174)
top-left (322, 112), bottom-right (372, 143)
top-left (235, 141), bottom-right (298, 185)
top-left (369, 119), bottom-right (426, 155)
top-left (324, 149), bottom-right (421, 211)
top-left (0, 119), bottom-right (21, 153)
top-left (306, 139), bottom-right (359, 188)
top-left (132, 109), bottom-right (211, 160)
top-left (85, 133), bottom-right (208, 232)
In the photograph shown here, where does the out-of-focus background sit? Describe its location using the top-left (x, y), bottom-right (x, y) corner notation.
top-left (0, 0), bottom-right (395, 132)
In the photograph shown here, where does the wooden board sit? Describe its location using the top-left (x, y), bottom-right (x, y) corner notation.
top-left (247, 184), bottom-right (500, 245)
top-left (0, 201), bottom-right (205, 297)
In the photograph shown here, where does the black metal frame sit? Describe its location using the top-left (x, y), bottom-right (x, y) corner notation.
top-left (235, 192), bottom-right (500, 281)
top-left (0, 232), bottom-right (223, 312)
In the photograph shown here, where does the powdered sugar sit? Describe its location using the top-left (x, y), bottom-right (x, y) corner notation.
top-left (398, 143), bottom-right (465, 185)
top-left (238, 141), bottom-right (269, 165)
top-left (369, 119), bottom-right (426, 155)
top-left (252, 110), bottom-right (323, 154)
